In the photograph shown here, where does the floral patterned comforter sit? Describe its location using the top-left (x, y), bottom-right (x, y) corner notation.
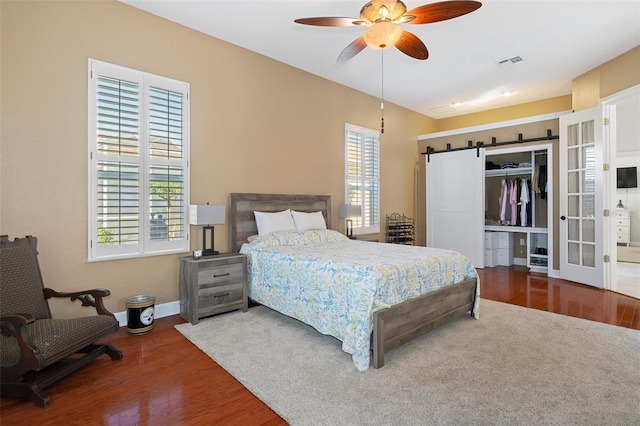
top-left (240, 230), bottom-right (479, 371)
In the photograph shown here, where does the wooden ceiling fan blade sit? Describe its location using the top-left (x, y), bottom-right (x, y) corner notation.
top-left (337, 37), bottom-right (368, 63)
top-left (395, 31), bottom-right (429, 60)
top-left (294, 17), bottom-right (360, 27)
top-left (406, 1), bottom-right (482, 25)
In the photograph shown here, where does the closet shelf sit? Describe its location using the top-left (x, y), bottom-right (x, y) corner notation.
top-left (485, 225), bottom-right (548, 233)
top-left (485, 167), bottom-right (532, 177)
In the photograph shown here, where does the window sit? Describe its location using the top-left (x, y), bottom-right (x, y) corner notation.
top-left (88, 60), bottom-right (189, 261)
top-left (344, 123), bottom-right (380, 235)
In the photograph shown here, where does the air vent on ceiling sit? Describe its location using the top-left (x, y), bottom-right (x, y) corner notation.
top-left (497, 56), bottom-right (524, 68)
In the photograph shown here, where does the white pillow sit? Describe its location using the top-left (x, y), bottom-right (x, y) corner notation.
top-left (254, 209), bottom-right (296, 235)
top-left (291, 210), bottom-right (327, 231)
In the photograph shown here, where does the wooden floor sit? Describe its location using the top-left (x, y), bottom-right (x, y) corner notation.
top-left (2, 266), bottom-right (639, 424)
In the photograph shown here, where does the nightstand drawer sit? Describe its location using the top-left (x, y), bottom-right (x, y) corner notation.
top-left (198, 263), bottom-right (243, 286)
top-left (615, 209), bottom-right (629, 219)
top-left (198, 282), bottom-right (245, 314)
top-left (617, 233), bottom-right (630, 243)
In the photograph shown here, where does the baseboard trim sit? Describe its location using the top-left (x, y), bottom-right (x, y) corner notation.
top-left (114, 300), bottom-right (180, 327)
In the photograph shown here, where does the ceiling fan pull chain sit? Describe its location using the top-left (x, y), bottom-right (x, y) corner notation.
top-left (381, 49), bottom-right (385, 134)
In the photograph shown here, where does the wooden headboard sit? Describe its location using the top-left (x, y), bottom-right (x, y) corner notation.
top-left (229, 193), bottom-right (332, 253)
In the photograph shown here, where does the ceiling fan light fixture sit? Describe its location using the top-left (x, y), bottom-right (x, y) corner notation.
top-left (372, 0), bottom-right (397, 13)
top-left (360, 0), bottom-right (407, 23)
top-left (363, 21), bottom-right (403, 49)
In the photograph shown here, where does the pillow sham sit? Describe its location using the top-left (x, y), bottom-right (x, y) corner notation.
top-left (246, 229), bottom-right (348, 248)
top-left (254, 209), bottom-right (297, 235)
top-left (291, 210), bottom-right (327, 231)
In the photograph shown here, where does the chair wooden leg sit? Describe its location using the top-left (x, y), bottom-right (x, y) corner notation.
top-left (1, 382), bottom-right (51, 408)
top-left (104, 343), bottom-right (123, 360)
top-left (1, 344), bottom-right (122, 407)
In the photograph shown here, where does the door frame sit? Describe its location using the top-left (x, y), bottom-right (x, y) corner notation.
top-left (600, 84), bottom-right (640, 292)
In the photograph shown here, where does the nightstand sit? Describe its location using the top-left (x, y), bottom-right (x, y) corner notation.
top-left (615, 208), bottom-right (630, 247)
top-left (179, 253), bottom-right (248, 324)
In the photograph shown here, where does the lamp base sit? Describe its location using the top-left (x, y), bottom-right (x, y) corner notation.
top-left (201, 226), bottom-right (219, 257)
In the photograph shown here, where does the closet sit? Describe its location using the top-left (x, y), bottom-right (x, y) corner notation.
top-left (420, 114), bottom-right (561, 275)
top-left (484, 144), bottom-right (553, 273)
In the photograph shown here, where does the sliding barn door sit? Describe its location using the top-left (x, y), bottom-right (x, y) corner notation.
top-left (426, 149), bottom-right (484, 268)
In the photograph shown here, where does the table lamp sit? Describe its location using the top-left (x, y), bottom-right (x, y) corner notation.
top-left (339, 204), bottom-right (362, 239)
top-left (190, 203), bottom-right (225, 256)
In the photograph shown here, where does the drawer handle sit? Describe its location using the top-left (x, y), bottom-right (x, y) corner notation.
top-left (213, 292), bottom-right (231, 298)
top-left (213, 273), bottom-right (230, 278)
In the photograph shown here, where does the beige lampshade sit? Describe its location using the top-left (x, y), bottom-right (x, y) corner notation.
top-left (339, 204), bottom-right (362, 218)
top-left (189, 204), bottom-right (225, 225)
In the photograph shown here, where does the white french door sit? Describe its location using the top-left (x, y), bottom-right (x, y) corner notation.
top-left (559, 107), bottom-right (604, 287)
top-left (426, 149), bottom-right (484, 268)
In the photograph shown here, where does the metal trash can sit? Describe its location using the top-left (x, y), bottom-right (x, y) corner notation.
top-left (126, 295), bottom-right (155, 334)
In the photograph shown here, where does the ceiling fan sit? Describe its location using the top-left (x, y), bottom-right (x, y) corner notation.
top-left (295, 0), bottom-right (482, 63)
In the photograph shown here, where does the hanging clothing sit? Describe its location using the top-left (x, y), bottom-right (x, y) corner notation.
top-left (538, 165), bottom-right (547, 199)
top-left (499, 178), bottom-right (508, 224)
top-left (527, 179), bottom-right (533, 226)
top-left (520, 178), bottom-right (531, 226)
top-left (504, 179), bottom-right (512, 225)
top-left (515, 178), bottom-right (522, 226)
top-left (510, 179), bottom-right (518, 225)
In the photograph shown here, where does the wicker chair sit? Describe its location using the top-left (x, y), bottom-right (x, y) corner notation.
top-left (0, 235), bottom-right (122, 407)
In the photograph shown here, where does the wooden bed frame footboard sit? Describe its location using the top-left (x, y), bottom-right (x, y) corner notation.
top-left (372, 277), bottom-right (477, 369)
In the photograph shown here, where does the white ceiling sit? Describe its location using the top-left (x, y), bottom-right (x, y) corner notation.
top-left (121, 0), bottom-right (640, 119)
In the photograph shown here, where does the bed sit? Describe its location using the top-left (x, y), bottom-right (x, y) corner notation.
top-left (229, 193), bottom-right (479, 371)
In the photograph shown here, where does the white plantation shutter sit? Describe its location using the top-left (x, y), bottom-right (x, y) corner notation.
top-left (345, 123), bottom-right (380, 235)
top-left (89, 60), bottom-right (189, 261)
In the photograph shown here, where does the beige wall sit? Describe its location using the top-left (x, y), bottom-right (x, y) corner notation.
top-left (0, 1), bottom-right (434, 317)
top-left (435, 95), bottom-right (572, 133)
top-left (572, 46), bottom-right (640, 111)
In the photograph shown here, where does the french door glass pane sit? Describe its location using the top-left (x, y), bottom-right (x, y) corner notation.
top-left (581, 121), bottom-right (594, 143)
top-left (582, 194), bottom-right (595, 217)
top-left (583, 219), bottom-right (595, 243)
top-left (568, 148), bottom-right (579, 169)
top-left (567, 124), bottom-right (578, 146)
top-left (568, 242), bottom-right (580, 265)
top-left (568, 171), bottom-right (579, 193)
top-left (582, 244), bottom-right (595, 267)
top-left (568, 195), bottom-right (579, 216)
top-left (568, 219), bottom-right (579, 241)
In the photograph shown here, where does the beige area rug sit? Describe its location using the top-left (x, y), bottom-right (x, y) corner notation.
top-left (618, 245), bottom-right (640, 264)
top-left (175, 300), bottom-right (640, 425)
